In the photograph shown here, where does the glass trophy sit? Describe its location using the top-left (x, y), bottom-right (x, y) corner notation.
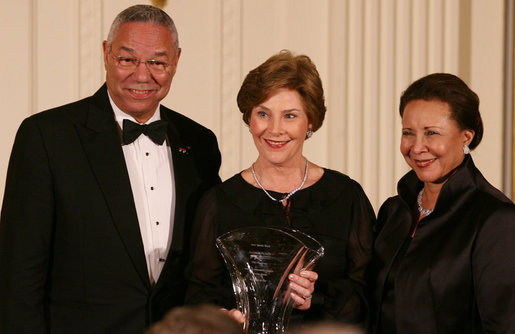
top-left (216, 226), bottom-right (324, 334)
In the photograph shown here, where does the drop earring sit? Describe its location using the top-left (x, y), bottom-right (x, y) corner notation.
top-left (463, 145), bottom-right (470, 154)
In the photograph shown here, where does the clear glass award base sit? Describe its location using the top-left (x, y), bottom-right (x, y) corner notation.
top-left (216, 226), bottom-right (324, 334)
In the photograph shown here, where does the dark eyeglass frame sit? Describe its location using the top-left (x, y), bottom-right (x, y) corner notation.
top-left (111, 55), bottom-right (172, 74)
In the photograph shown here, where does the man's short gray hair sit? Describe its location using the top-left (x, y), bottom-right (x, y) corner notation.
top-left (106, 5), bottom-right (179, 55)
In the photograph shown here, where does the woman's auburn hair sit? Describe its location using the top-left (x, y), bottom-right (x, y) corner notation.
top-left (237, 50), bottom-right (326, 133)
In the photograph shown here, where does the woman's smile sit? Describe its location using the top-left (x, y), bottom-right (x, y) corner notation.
top-left (264, 138), bottom-right (290, 148)
top-left (249, 88), bottom-right (311, 167)
top-left (413, 158), bottom-right (436, 168)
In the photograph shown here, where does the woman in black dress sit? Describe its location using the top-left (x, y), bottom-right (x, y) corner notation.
top-left (372, 73), bottom-right (515, 333)
top-left (186, 50), bottom-right (375, 329)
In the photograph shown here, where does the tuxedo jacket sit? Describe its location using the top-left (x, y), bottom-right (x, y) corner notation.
top-left (0, 85), bottom-right (221, 334)
top-left (371, 156), bottom-right (515, 334)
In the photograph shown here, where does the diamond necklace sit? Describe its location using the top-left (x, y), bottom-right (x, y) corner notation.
top-left (251, 159), bottom-right (309, 204)
top-left (417, 188), bottom-right (434, 217)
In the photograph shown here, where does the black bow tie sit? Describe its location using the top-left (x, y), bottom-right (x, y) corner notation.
top-left (122, 119), bottom-right (168, 145)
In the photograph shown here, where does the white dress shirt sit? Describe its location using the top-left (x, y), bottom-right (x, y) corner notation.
top-left (109, 94), bottom-right (175, 285)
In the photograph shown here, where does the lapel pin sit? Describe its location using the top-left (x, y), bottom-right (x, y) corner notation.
top-left (178, 146), bottom-right (191, 154)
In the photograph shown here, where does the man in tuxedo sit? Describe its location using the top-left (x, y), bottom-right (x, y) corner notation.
top-left (0, 5), bottom-right (221, 334)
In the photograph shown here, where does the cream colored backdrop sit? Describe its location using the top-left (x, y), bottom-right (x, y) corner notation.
top-left (0, 0), bottom-right (506, 211)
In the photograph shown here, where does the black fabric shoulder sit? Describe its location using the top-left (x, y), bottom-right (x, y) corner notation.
top-left (375, 196), bottom-right (400, 234)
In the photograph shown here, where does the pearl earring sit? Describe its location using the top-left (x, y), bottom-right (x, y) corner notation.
top-left (463, 145), bottom-right (470, 154)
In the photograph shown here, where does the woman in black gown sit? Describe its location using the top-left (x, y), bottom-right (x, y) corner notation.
top-left (372, 73), bottom-right (515, 333)
top-left (186, 50), bottom-right (375, 329)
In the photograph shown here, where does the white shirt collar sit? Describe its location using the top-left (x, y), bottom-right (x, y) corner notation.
top-left (107, 90), bottom-right (161, 130)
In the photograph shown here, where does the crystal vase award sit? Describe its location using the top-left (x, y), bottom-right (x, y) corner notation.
top-left (216, 226), bottom-right (324, 334)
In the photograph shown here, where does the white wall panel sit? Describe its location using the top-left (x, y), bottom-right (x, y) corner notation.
top-left (160, 0), bottom-right (222, 129)
top-left (327, 0), bottom-right (348, 173)
top-left (469, 0), bottom-right (505, 190)
top-left (443, 0), bottom-right (460, 73)
top-left (411, 0), bottom-right (428, 78)
top-left (345, 0), bottom-right (365, 181)
top-left (393, 0), bottom-right (412, 185)
top-left (0, 0), bottom-right (33, 205)
top-left (427, 0), bottom-right (444, 72)
top-left (35, 0), bottom-right (79, 110)
top-left (0, 0), bottom-right (507, 212)
top-left (220, 0), bottom-right (243, 178)
top-left (362, 0), bottom-right (380, 208)
top-left (79, 0), bottom-right (104, 97)
top-left (377, 0), bottom-right (397, 205)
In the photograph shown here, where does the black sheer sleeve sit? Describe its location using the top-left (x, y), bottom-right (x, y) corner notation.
top-left (332, 181), bottom-right (375, 325)
top-left (185, 188), bottom-right (235, 308)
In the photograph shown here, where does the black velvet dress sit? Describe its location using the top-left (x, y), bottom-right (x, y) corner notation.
top-left (186, 169), bottom-right (375, 327)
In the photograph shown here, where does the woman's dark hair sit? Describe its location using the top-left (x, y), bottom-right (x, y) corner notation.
top-left (237, 50), bottom-right (326, 133)
top-left (399, 73), bottom-right (483, 150)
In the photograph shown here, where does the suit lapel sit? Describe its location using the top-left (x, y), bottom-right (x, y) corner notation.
top-left (75, 86), bottom-right (150, 288)
top-left (161, 108), bottom-right (200, 252)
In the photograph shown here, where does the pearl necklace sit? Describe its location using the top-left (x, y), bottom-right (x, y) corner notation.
top-left (417, 188), bottom-right (434, 217)
top-left (251, 159), bottom-right (309, 204)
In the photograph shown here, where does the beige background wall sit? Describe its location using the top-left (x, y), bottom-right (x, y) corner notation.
top-left (0, 0), bottom-right (507, 211)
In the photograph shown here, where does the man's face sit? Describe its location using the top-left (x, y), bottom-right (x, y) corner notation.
top-left (103, 22), bottom-right (181, 122)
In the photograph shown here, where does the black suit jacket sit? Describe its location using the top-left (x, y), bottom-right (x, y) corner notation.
top-left (0, 85), bottom-right (221, 334)
top-left (371, 156), bottom-right (515, 334)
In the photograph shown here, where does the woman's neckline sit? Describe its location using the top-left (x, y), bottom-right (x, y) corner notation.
top-left (238, 167), bottom-right (327, 195)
